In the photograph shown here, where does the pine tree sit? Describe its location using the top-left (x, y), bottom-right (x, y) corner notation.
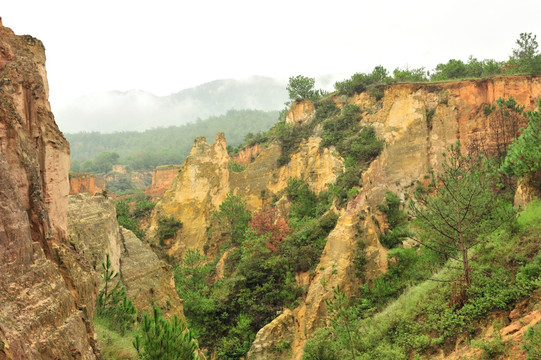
top-left (97, 253), bottom-right (136, 335)
top-left (410, 143), bottom-right (512, 293)
top-left (133, 307), bottom-right (199, 360)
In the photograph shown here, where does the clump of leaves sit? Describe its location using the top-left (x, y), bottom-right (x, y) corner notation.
top-left (157, 216), bottom-right (183, 245)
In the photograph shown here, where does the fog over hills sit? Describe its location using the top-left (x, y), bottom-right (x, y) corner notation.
top-left (56, 76), bottom-right (288, 133)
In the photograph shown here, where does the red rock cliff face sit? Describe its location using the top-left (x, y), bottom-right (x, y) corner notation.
top-left (0, 23), bottom-right (99, 359)
top-left (145, 165), bottom-right (181, 199)
top-left (69, 173), bottom-right (106, 195)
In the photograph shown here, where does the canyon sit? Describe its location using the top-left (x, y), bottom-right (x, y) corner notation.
top-left (1, 18), bottom-right (541, 360)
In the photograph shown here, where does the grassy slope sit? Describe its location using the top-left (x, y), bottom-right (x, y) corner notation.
top-left (304, 200), bottom-right (541, 359)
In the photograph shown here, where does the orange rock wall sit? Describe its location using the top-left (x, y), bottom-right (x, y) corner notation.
top-left (69, 173), bottom-right (106, 195)
top-left (145, 165), bottom-right (181, 198)
top-left (0, 23), bottom-right (99, 358)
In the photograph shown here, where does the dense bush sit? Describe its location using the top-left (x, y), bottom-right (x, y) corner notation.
top-left (319, 104), bottom-right (383, 203)
top-left (334, 66), bottom-right (390, 96)
top-left (502, 100), bottom-right (541, 188)
top-left (157, 216), bottom-right (183, 244)
top-left (430, 56), bottom-right (504, 81)
top-left (378, 191), bottom-right (409, 249)
top-left (116, 194), bottom-right (155, 239)
top-left (393, 67), bottom-right (428, 82)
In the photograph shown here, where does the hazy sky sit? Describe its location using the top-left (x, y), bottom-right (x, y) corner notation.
top-left (3, 0), bottom-right (540, 112)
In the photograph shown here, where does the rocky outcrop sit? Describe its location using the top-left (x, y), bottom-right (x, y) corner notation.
top-left (69, 173), bottom-right (106, 195)
top-left (111, 164), bottom-right (127, 174)
top-left (441, 297), bottom-right (541, 359)
top-left (0, 23), bottom-right (99, 358)
top-left (67, 194), bottom-right (122, 273)
top-left (119, 227), bottom-right (183, 317)
top-left (286, 100), bottom-right (315, 126)
top-left (67, 194), bottom-right (183, 318)
top-left (149, 132), bottom-right (343, 260)
top-left (145, 165), bottom-right (181, 199)
top-left (148, 133), bottom-right (232, 258)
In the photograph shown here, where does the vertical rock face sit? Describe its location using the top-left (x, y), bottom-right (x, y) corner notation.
top-left (230, 142), bottom-right (262, 165)
top-left (145, 165), bottom-right (181, 199)
top-left (286, 100), bottom-right (315, 126)
top-left (69, 173), bottom-right (106, 195)
top-left (0, 24), bottom-right (99, 359)
top-left (148, 133), bottom-right (232, 258)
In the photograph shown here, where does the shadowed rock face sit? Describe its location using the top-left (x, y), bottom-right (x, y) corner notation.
top-left (0, 24), bottom-right (99, 359)
top-left (67, 194), bottom-right (184, 318)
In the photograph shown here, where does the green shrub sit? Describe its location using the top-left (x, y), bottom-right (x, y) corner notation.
top-left (157, 216), bottom-right (183, 243)
top-left (502, 100), bottom-right (541, 187)
top-left (378, 192), bottom-right (409, 249)
top-left (393, 67), bottom-right (428, 82)
top-left (133, 307), bottom-right (199, 360)
top-left (209, 193), bottom-right (251, 245)
top-left (472, 324), bottom-right (505, 359)
top-left (320, 108), bottom-right (383, 205)
top-left (524, 323), bottom-right (541, 360)
top-left (228, 161), bottom-right (247, 172)
top-left (314, 98), bottom-right (340, 122)
top-left (334, 66), bottom-right (389, 96)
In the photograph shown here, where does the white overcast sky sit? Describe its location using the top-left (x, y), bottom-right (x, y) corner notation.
top-left (2, 0), bottom-right (540, 111)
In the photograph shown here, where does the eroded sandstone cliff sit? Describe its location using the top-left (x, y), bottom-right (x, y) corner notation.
top-left (147, 75), bottom-right (541, 359)
top-left (0, 22), bottom-right (99, 359)
top-left (248, 76), bottom-right (541, 360)
top-left (148, 131), bottom-right (343, 260)
top-left (69, 173), bottom-right (106, 195)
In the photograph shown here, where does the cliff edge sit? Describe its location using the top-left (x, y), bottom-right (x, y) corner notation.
top-left (0, 22), bottom-right (99, 358)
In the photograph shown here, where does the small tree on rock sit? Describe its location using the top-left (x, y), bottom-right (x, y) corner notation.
top-left (287, 75), bottom-right (317, 102)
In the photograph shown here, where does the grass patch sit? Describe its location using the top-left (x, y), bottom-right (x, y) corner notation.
top-left (94, 316), bottom-right (138, 360)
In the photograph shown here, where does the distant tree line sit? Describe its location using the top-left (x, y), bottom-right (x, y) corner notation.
top-left (67, 109), bottom-right (279, 173)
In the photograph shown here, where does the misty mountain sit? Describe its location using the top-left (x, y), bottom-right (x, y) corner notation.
top-left (55, 76), bottom-right (288, 133)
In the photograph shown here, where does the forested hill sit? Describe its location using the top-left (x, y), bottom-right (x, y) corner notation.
top-left (67, 109), bottom-right (280, 172)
